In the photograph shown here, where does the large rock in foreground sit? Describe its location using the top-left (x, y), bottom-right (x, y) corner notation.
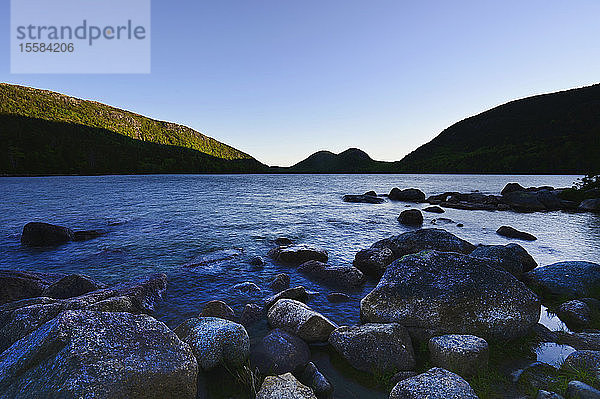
top-left (354, 229), bottom-right (475, 277)
top-left (329, 323), bottom-right (415, 373)
top-left (0, 310), bottom-right (198, 399)
top-left (525, 261), bottom-right (600, 300)
top-left (360, 251), bottom-right (540, 340)
top-left (0, 270), bottom-right (63, 305)
top-left (389, 367), bottom-right (478, 399)
top-left (267, 299), bottom-right (337, 343)
top-left (174, 317), bottom-right (249, 370)
top-left (257, 373), bottom-right (317, 399)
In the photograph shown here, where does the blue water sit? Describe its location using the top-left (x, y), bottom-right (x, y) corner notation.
top-left (1, 174), bottom-right (598, 397)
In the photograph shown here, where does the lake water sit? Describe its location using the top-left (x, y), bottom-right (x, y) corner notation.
top-left (1, 174), bottom-right (599, 398)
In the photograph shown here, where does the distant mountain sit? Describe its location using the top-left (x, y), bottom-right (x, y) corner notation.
top-left (396, 84), bottom-right (600, 174)
top-left (286, 148), bottom-right (396, 173)
top-left (0, 84), bottom-right (267, 175)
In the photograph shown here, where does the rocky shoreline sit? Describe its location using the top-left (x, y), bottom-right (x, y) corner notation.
top-left (2, 194), bottom-right (600, 398)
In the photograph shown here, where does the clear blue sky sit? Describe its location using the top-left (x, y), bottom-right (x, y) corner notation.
top-left (2, 0), bottom-right (600, 166)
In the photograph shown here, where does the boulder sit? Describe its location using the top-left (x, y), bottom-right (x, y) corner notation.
top-left (525, 261), bottom-right (600, 300)
top-left (353, 229), bottom-right (475, 277)
top-left (497, 225), bottom-right (537, 241)
top-left (389, 367), bottom-right (478, 399)
top-left (0, 270), bottom-right (63, 305)
top-left (360, 251), bottom-right (540, 340)
top-left (562, 351), bottom-right (600, 379)
top-left (42, 274), bottom-right (104, 299)
top-left (267, 299), bottom-right (337, 343)
top-left (174, 317), bottom-right (249, 371)
top-left (0, 310), bottom-right (198, 398)
top-left (398, 209), bottom-right (424, 226)
top-left (264, 286), bottom-right (309, 309)
top-left (328, 323), bottom-right (415, 373)
top-left (269, 273), bottom-right (291, 292)
top-left (20, 222), bottom-right (74, 246)
top-left (353, 247), bottom-right (395, 278)
top-left (364, 190), bottom-right (377, 196)
top-left (249, 256), bottom-right (266, 266)
top-left (257, 373), bottom-right (317, 399)
top-left (0, 274), bottom-right (168, 353)
top-left (565, 381), bottom-right (600, 399)
top-left (557, 300), bottom-right (593, 330)
top-left (268, 244), bottom-right (328, 265)
top-left (298, 261), bottom-right (365, 288)
top-left (516, 362), bottom-right (562, 393)
top-left (240, 303), bottom-right (263, 327)
top-left (200, 300), bottom-right (235, 320)
top-left (501, 183), bottom-right (526, 195)
top-left (580, 199), bottom-right (600, 212)
top-left (502, 189), bottom-right (562, 212)
top-left (389, 188), bottom-right (426, 202)
top-left (428, 334), bottom-right (489, 377)
top-left (233, 281), bottom-right (261, 293)
top-left (343, 194), bottom-right (385, 204)
top-left (536, 391), bottom-right (565, 399)
top-left (470, 243), bottom-right (537, 277)
top-left (300, 362), bottom-right (333, 399)
top-left (423, 206), bottom-right (445, 214)
top-left (250, 329), bottom-right (310, 375)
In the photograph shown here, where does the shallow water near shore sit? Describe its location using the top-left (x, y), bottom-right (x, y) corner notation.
top-left (1, 174), bottom-right (599, 397)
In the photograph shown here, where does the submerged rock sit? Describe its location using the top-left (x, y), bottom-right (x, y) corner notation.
top-left (343, 194), bottom-right (385, 204)
top-left (389, 367), bottom-right (478, 399)
top-left (269, 273), bottom-right (291, 292)
top-left (250, 328), bottom-right (310, 375)
top-left (429, 334), bottom-right (489, 377)
top-left (470, 243), bottom-right (537, 277)
top-left (0, 310), bottom-right (198, 399)
top-left (327, 293), bottom-right (352, 303)
top-left (497, 225), bottom-right (537, 241)
top-left (275, 237), bottom-right (294, 246)
top-left (42, 274), bottom-right (104, 299)
top-left (398, 209), bottom-right (424, 226)
top-left (328, 323), bottom-right (415, 373)
top-left (525, 261), bottom-right (600, 300)
top-left (353, 229), bottom-right (475, 277)
top-left (20, 222), bottom-right (74, 246)
top-left (249, 256), bottom-right (266, 266)
top-left (174, 317), bottom-right (249, 371)
top-left (200, 300), bottom-right (236, 320)
top-left (72, 229), bottom-right (105, 241)
top-left (360, 250), bottom-right (540, 340)
top-left (580, 199), bottom-right (600, 212)
top-left (257, 373), bottom-right (317, 399)
top-left (423, 206), bottom-right (445, 213)
top-left (389, 188), bottom-right (426, 202)
top-left (298, 260), bottom-right (365, 288)
top-left (233, 281), bottom-right (261, 293)
top-left (267, 299), bottom-right (337, 343)
top-left (268, 244), bottom-right (328, 265)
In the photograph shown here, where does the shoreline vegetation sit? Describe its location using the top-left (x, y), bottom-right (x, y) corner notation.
top-left (1, 181), bottom-right (599, 398)
top-left (2, 82), bottom-right (600, 176)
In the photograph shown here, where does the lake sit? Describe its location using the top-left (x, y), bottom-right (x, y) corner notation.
top-left (1, 174), bottom-right (599, 398)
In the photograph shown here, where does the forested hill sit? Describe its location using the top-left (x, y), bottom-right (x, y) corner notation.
top-left (0, 84), bottom-right (267, 175)
top-left (396, 84), bottom-right (600, 174)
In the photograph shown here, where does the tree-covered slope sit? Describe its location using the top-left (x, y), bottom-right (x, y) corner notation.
top-left (396, 84), bottom-right (600, 174)
top-left (0, 83), bottom-right (266, 174)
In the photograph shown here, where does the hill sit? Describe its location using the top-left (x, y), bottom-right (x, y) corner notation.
top-left (0, 84), bottom-right (267, 175)
top-left (287, 148), bottom-right (396, 173)
top-left (396, 84), bottom-right (600, 174)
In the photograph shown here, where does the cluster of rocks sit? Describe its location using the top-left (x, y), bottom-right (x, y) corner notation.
top-left (343, 182), bottom-right (600, 214)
